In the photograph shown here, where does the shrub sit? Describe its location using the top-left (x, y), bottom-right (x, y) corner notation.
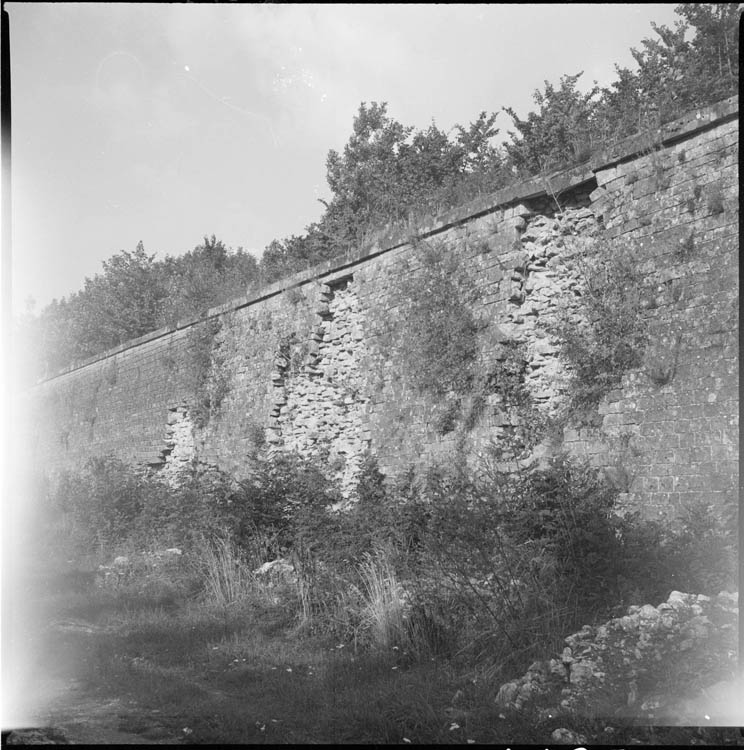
top-left (468, 342), bottom-right (535, 433)
top-left (234, 453), bottom-right (341, 555)
top-left (501, 456), bottom-right (626, 606)
top-left (234, 453), bottom-right (346, 623)
top-left (398, 452), bottom-right (725, 673)
top-left (406, 466), bottom-right (533, 660)
top-left (42, 444), bottom-right (737, 683)
top-left (661, 499), bottom-right (737, 594)
top-left (433, 399), bottom-right (460, 435)
top-left (675, 231), bottom-right (695, 261)
top-left (320, 456), bottom-right (431, 580)
top-left (51, 457), bottom-right (146, 551)
top-left (134, 468), bottom-right (239, 550)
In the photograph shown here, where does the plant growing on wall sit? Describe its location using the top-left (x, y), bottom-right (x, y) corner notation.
top-left (644, 332), bottom-right (683, 387)
top-left (675, 231), bottom-right (696, 261)
top-left (461, 341), bottom-right (530, 430)
top-left (705, 181), bottom-right (725, 215)
top-left (552, 235), bottom-right (650, 424)
top-left (277, 332), bottom-right (311, 374)
top-left (102, 359), bottom-right (118, 387)
top-left (185, 317), bottom-right (232, 428)
top-left (386, 237), bottom-right (481, 397)
top-left (371, 240), bottom-right (547, 451)
top-left (432, 398), bottom-right (460, 436)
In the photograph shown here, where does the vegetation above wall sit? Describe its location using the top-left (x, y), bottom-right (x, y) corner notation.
top-left (260, 2), bottom-right (738, 279)
top-left (19, 236), bottom-right (260, 379)
top-left (16, 3), bottom-right (738, 381)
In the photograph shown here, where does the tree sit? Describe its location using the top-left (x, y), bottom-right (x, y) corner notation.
top-left (503, 72), bottom-right (600, 177)
top-left (321, 102), bottom-right (415, 250)
top-left (12, 297), bottom-right (80, 382)
top-left (455, 111), bottom-right (502, 175)
top-left (74, 241), bottom-right (167, 356)
top-left (318, 102), bottom-right (504, 253)
top-left (259, 231), bottom-right (322, 285)
top-left (26, 236), bottom-right (261, 374)
top-left (593, 66), bottom-right (647, 146)
top-left (159, 235), bottom-right (260, 325)
top-left (29, 4), bottom-right (739, 376)
top-left (593, 4), bottom-right (739, 142)
top-left (671, 3), bottom-right (738, 105)
top-left (628, 20), bottom-right (693, 123)
top-left (447, 111), bottom-right (508, 203)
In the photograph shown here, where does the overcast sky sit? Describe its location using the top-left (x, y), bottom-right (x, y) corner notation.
top-left (7, 3), bottom-right (683, 313)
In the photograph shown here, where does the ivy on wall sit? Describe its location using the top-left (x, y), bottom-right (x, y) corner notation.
top-left (367, 236), bottom-right (549, 453)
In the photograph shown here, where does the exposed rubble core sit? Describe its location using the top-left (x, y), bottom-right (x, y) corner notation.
top-left (269, 278), bottom-right (372, 499)
top-left (501, 203), bottom-right (599, 417)
top-left (159, 406), bottom-right (197, 480)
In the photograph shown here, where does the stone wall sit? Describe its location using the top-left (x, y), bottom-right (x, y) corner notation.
top-left (20, 96), bottom-right (738, 521)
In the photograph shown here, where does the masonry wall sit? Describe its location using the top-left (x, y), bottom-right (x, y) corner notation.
top-left (21, 97), bottom-right (738, 522)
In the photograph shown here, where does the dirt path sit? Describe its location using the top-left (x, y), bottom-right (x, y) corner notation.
top-left (5, 615), bottom-right (188, 745)
top-left (3, 529), bottom-right (190, 747)
top-left (11, 680), bottom-right (183, 745)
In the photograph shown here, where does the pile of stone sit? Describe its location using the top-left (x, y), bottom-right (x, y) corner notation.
top-left (495, 590), bottom-right (739, 727)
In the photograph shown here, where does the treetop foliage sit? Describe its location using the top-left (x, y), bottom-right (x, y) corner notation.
top-left (17, 236), bottom-right (260, 378)
top-left (20, 4), bottom-right (739, 377)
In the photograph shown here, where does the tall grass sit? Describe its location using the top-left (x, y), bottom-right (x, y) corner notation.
top-left (200, 535), bottom-right (253, 607)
